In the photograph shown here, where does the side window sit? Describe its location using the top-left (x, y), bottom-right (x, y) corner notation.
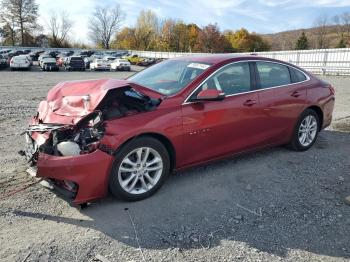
top-left (189, 62), bottom-right (251, 100)
top-left (256, 62), bottom-right (291, 88)
top-left (289, 67), bottom-right (307, 83)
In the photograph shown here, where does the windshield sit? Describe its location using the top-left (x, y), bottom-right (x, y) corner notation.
top-left (128, 59), bottom-right (212, 95)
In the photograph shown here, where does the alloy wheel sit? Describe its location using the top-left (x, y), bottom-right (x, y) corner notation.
top-left (118, 147), bottom-right (163, 194)
top-left (298, 115), bottom-right (317, 147)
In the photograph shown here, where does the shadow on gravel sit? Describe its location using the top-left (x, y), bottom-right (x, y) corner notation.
top-left (13, 130), bottom-right (350, 259)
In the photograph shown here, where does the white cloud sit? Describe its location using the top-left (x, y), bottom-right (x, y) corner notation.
top-left (259, 0), bottom-right (350, 8)
top-left (35, 0), bottom-right (350, 43)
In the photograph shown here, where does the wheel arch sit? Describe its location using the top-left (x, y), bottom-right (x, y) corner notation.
top-left (306, 105), bottom-right (323, 131)
top-left (114, 132), bottom-right (177, 172)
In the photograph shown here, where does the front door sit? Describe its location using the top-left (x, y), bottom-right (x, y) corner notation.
top-left (179, 62), bottom-right (265, 167)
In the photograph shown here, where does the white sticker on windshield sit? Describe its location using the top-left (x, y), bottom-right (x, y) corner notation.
top-left (187, 63), bottom-right (210, 70)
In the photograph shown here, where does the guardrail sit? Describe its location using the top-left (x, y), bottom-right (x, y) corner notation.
top-left (130, 48), bottom-right (350, 75)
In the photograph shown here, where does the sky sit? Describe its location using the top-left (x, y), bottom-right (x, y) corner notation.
top-left (36, 0), bottom-right (350, 43)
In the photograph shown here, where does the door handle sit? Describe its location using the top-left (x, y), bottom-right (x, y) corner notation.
top-left (243, 99), bottom-right (257, 107)
top-left (291, 91), bottom-right (301, 98)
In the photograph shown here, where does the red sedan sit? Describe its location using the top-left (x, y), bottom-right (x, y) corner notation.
top-left (22, 55), bottom-right (335, 205)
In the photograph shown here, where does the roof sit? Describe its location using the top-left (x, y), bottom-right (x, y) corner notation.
top-left (172, 54), bottom-right (261, 64)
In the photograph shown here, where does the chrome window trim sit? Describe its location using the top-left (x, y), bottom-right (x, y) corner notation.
top-left (182, 60), bottom-right (311, 105)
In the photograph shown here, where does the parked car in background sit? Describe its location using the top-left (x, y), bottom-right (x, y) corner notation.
top-left (57, 55), bottom-right (67, 67)
top-left (110, 58), bottom-right (131, 71)
top-left (61, 50), bottom-right (74, 57)
top-left (83, 57), bottom-right (93, 69)
top-left (29, 50), bottom-right (45, 61)
top-left (80, 50), bottom-right (95, 57)
top-left (0, 49), bottom-right (12, 55)
top-left (138, 57), bottom-right (156, 66)
top-left (22, 49), bottom-right (31, 54)
top-left (0, 55), bottom-right (8, 69)
top-left (64, 56), bottom-right (85, 71)
top-left (41, 57), bottom-right (59, 71)
top-left (38, 55), bottom-right (52, 68)
top-left (127, 54), bottom-right (141, 65)
top-left (90, 59), bottom-right (111, 71)
top-left (21, 54), bottom-right (335, 205)
top-left (8, 50), bottom-right (24, 58)
top-left (103, 56), bottom-right (117, 62)
top-left (10, 55), bottom-right (31, 70)
top-left (91, 53), bottom-right (103, 60)
top-left (104, 51), bottom-right (120, 57)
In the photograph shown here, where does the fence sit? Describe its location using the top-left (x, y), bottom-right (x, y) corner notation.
top-left (130, 48), bottom-right (350, 75)
top-left (2, 45), bottom-right (350, 75)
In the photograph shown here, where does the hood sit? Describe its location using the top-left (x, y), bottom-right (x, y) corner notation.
top-left (36, 79), bottom-right (162, 125)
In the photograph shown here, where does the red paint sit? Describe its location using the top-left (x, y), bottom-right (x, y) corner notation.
top-left (28, 55), bottom-right (335, 204)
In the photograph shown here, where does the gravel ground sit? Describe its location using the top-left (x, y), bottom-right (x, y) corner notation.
top-left (0, 67), bottom-right (349, 262)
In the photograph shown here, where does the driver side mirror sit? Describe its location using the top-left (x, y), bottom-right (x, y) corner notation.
top-left (196, 89), bottom-right (225, 101)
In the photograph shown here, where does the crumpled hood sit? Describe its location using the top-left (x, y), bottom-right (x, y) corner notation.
top-left (35, 78), bottom-right (162, 125)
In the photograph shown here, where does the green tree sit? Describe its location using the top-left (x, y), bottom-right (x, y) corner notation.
top-left (295, 32), bottom-right (309, 50)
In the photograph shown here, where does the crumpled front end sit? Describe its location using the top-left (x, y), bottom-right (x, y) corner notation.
top-left (21, 79), bottom-right (162, 205)
top-left (22, 112), bottom-right (114, 205)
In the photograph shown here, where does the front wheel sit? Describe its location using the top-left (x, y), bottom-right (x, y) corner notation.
top-left (288, 109), bottom-right (319, 151)
top-left (109, 137), bottom-right (170, 201)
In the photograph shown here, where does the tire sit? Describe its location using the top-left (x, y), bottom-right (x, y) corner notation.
top-left (109, 136), bottom-right (170, 201)
top-left (288, 109), bottom-right (320, 151)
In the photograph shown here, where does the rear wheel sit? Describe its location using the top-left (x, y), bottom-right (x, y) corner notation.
top-left (109, 137), bottom-right (170, 201)
top-left (288, 109), bottom-right (319, 151)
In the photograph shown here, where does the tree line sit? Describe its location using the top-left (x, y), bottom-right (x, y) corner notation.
top-left (0, 0), bottom-right (349, 51)
top-left (271, 13), bottom-right (350, 51)
top-left (110, 10), bottom-right (270, 53)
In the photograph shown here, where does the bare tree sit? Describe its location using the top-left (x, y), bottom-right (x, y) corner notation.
top-left (47, 10), bottom-right (73, 47)
top-left (0, 0), bottom-right (39, 46)
top-left (88, 5), bottom-right (124, 49)
top-left (332, 15), bottom-right (343, 37)
top-left (341, 12), bottom-right (350, 36)
top-left (313, 15), bottom-right (329, 49)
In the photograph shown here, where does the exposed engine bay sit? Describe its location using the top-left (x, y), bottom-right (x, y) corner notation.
top-left (22, 86), bottom-right (161, 165)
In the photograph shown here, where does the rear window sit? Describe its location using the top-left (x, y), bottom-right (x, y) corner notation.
top-left (43, 58), bottom-right (56, 63)
top-left (289, 67), bottom-right (307, 83)
top-left (13, 56), bottom-right (27, 61)
top-left (70, 57), bottom-right (83, 61)
top-left (256, 62), bottom-right (291, 88)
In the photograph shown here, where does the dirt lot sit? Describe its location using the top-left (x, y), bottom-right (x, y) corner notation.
top-left (0, 67), bottom-right (349, 262)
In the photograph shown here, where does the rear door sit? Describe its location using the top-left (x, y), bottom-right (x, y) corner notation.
top-left (254, 61), bottom-right (308, 144)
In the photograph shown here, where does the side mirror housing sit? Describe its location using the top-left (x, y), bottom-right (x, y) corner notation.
top-left (196, 89), bottom-right (225, 101)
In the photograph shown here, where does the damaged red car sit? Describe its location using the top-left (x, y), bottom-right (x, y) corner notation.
top-left (22, 55), bottom-right (335, 206)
